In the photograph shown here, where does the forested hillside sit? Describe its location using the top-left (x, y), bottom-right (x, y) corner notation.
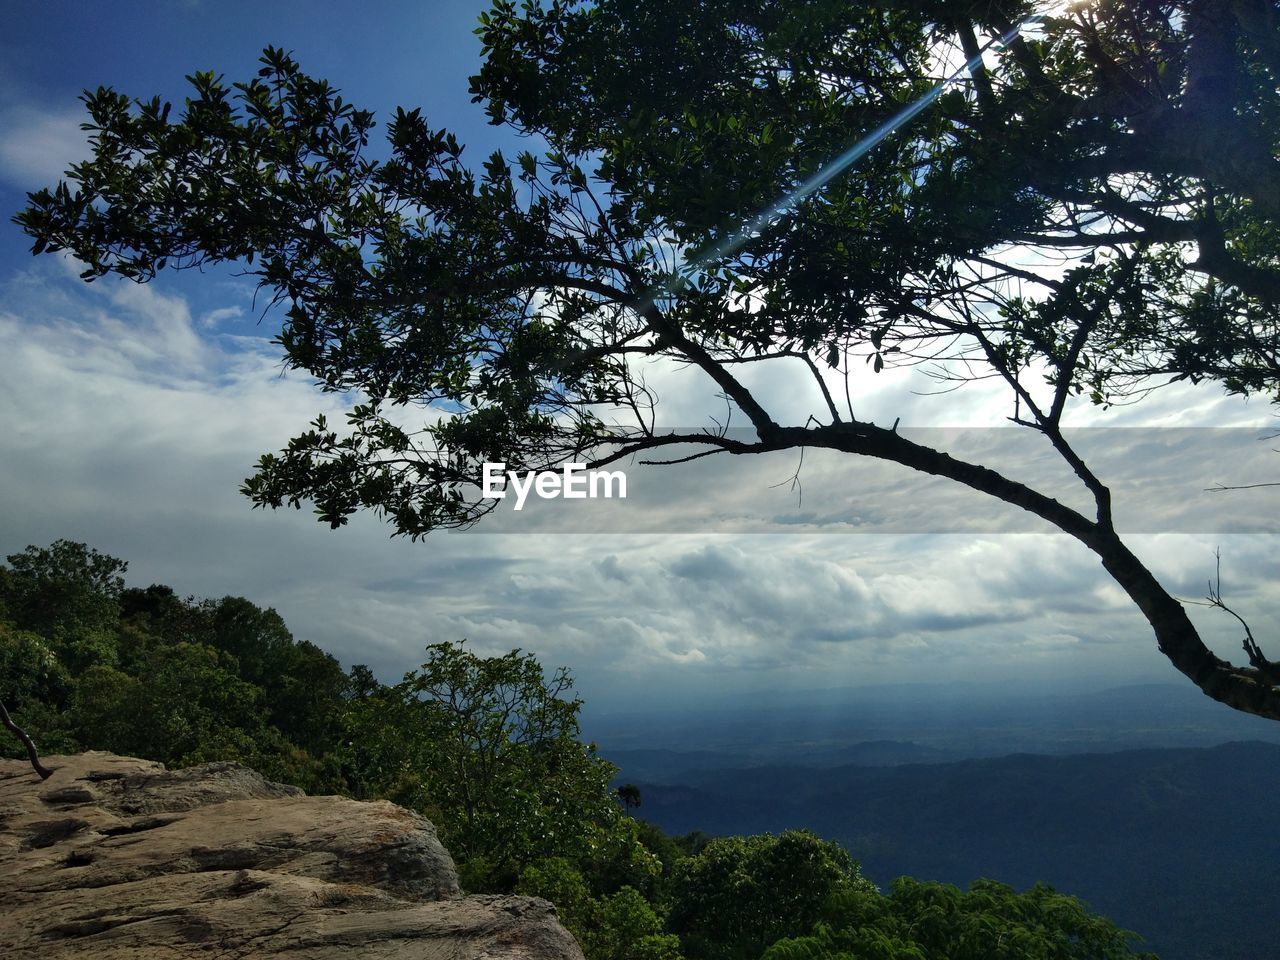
top-left (3, 540), bottom-right (1159, 959)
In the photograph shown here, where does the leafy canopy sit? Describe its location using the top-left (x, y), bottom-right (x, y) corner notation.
top-left (0, 542), bottom-right (353, 788)
top-left (668, 830), bottom-right (877, 960)
top-left (764, 877), bottom-right (1156, 960)
top-left (344, 640), bottom-right (629, 891)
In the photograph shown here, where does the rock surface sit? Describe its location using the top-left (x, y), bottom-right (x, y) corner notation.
top-left (0, 752), bottom-right (585, 959)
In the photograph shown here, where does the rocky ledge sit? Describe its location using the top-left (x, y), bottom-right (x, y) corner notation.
top-left (0, 752), bottom-right (584, 959)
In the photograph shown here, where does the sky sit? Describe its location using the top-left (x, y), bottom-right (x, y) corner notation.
top-left (2, 2), bottom-right (1278, 716)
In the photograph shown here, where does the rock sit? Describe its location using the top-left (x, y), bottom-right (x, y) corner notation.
top-left (0, 752), bottom-right (585, 960)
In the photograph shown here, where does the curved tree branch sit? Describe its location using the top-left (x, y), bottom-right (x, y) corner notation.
top-left (0, 699), bottom-right (54, 780)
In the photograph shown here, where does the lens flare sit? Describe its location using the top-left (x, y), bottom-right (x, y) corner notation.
top-left (649, 4), bottom-right (1070, 304)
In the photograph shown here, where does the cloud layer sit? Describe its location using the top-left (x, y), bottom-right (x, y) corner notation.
top-left (1, 262), bottom-right (1277, 710)
top-left (0, 103), bottom-right (89, 193)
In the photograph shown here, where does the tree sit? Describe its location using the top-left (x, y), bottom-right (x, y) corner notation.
top-left (70, 642), bottom-right (271, 767)
top-left (0, 542), bottom-right (356, 791)
top-left (1, 541), bottom-right (127, 671)
top-left (618, 783), bottom-right (643, 811)
top-left (15, 2), bottom-right (1280, 716)
top-left (763, 877), bottom-right (1156, 960)
top-left (345, 641), bottom-right (626, 890)
top-left (0, 543), bottom-right (127, 775)
top-left (667, 830), bottom-right (877, 960)
top-left (203, 596), bottom-right (351, 754)
top-left (518, 857), bottom-right (682, 960)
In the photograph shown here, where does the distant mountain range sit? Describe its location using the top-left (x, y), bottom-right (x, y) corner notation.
top-left (586, 682), bottom-right (1280, 766)
top-left (606, 740), bottom-right (954, 783)
top-left (627, 740), bottom-right (1280, 960)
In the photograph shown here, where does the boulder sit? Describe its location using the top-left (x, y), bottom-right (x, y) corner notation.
top-left (0, 751), bottom-right (584, 959)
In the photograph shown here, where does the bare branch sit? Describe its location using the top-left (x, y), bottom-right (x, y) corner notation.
top-left (1188, 549), bottom-right (1280, 687)
top-left (0, 699), bottom-right (54, 781)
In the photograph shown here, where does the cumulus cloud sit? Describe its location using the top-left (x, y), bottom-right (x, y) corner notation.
top-left (0, 103), bottom-right (90, 192)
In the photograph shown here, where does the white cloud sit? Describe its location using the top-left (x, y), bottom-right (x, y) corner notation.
top-left (200, 306), bottom-right (245, 328)
top-left (0, 103), bottom-right (90, 192)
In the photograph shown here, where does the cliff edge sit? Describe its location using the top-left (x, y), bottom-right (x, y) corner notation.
top-left (0, 751), bottom-right (585, 959)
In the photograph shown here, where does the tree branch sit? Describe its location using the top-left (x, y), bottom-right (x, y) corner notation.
top-left (0, 699), bottom-right (54, 780)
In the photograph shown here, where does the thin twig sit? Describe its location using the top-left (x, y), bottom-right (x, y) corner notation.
top-left (1185, 549), bottom-right (1280, 686)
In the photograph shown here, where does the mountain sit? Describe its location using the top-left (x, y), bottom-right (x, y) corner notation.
top-left (585, 683), bottom-right (1280, 765)
top-left (606, 740), bottom-right (955, 784)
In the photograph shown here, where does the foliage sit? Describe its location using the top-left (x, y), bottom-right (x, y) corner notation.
top-left (668, 830), bottom-right (878, 960)
top-left (0, 622), bottom-right (72, 708)
top-left (345, 640), bottom-right (630, 890)
top-left (519, 857), bottom-right (683, 960)
top-left (2, 540), bottom-right (128, 671)
top-left (0, 541), bottom-right (352, 791)
top-left (0, 621), bottom-right (77, 757)
top-left (763, 878), bottom-right (1156, 960)
top-left (72, 644), bottom-right (270, 767)
top-left (2, 541), bottom-right (127, 629)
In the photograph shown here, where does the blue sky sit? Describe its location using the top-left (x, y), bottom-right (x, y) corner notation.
top-left (0, 0), bottom-right (511, 321)
top-left (2, 2), bottom-right (1278, 714)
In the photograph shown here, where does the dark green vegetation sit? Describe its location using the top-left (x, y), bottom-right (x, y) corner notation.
top-left (2, 541), bottom-right (1156, 960)
top-left (0, 540), bottom-right (355, 791)
top-left (16, 0), bottom-right (1280, 718)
